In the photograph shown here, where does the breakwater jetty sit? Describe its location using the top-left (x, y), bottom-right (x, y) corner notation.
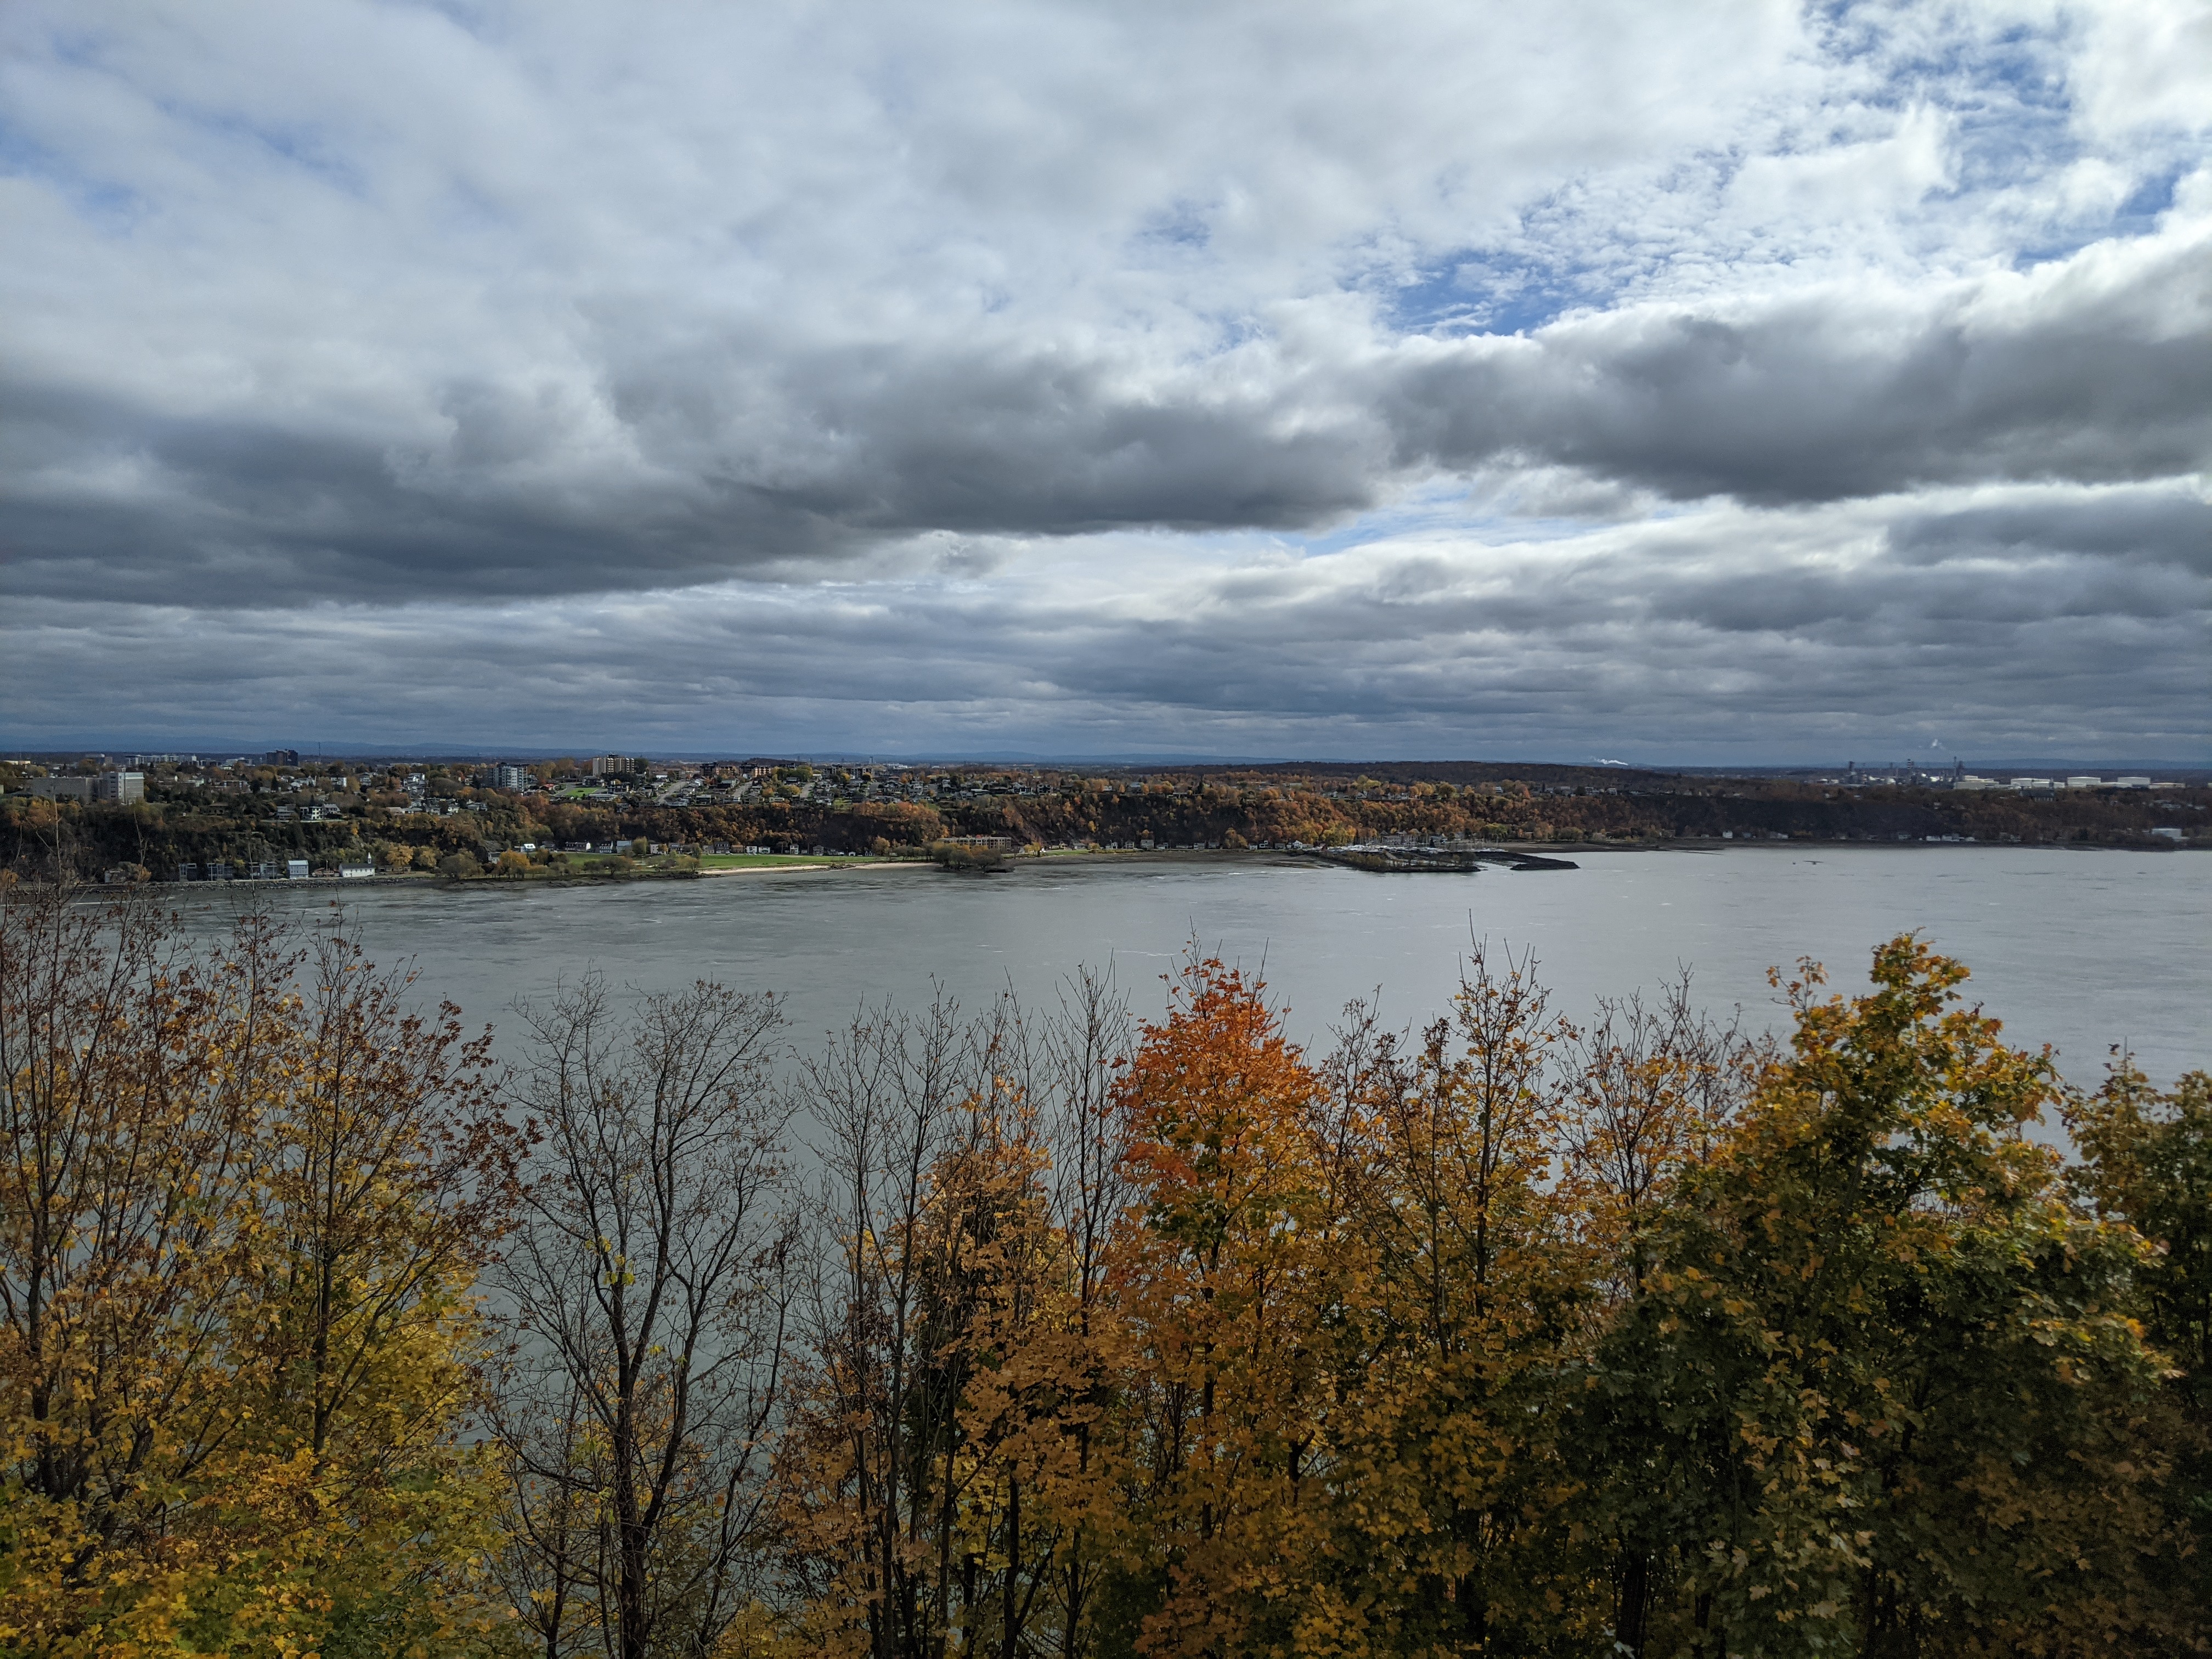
top-left (1299, 843), bottom-right (1579, 874)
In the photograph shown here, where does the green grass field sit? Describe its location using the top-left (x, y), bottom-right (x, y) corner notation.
top-left (696, 851), bottom-right (860, 868)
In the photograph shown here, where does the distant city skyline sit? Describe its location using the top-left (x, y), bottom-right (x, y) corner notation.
top-left (4, 3), bottom-right (2208, 759)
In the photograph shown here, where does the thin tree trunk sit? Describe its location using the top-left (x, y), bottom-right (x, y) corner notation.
top-left (1000, 1478), bottom-right (1020, 1659)
top-left (1616, 1547), bottom-right (1650, 1657)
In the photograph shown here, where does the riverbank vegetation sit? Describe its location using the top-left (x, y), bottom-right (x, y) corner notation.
top-left (3, 884), bottom-right (2206, 1657)
top-left (4, 760), bottom-right (2202, 887)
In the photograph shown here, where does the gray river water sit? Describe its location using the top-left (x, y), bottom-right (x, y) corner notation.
top-left (167, 846), bottom-right (2210, 1091)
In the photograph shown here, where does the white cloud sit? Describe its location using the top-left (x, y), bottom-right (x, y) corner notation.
top-left (1, 0), bottom-right (2205, 755)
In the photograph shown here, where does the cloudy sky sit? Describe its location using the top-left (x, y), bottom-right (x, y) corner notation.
top-left (4, 1), bottom-right (2208, 761)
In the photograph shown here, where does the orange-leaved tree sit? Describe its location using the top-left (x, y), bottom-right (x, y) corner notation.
top-left (1102, 955), bottom-right (1332, 1659)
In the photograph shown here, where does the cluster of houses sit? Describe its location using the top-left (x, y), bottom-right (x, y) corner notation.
top-left (164, 857), bottom-right (377, 883)
top-left (1953, 774), bottom-right (2168, 792)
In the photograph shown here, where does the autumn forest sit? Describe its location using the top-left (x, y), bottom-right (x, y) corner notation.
top-left (3, 885), bottom-right (2207, 1659)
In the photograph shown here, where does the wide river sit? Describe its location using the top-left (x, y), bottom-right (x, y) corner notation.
top-left (170, 845), bottom-right (2209, 1092)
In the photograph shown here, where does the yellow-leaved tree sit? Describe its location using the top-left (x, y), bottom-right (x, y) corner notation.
top-left (0, 885), bottom-right (522, 1657)
top-left (1572, 937), bottom-right (2192, 1657)
top-left (777, 970), bottom-right (1142, 1659)
top-left (1295, 946), bottom-right (1611, 1659)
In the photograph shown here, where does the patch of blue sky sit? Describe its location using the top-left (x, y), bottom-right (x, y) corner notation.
top-left (431, 175), bottom-right (518, 244)
top-left (1806, 0), bottom-right (2066, 111)
top-left (1362, 10), bottom-right (2156, 340)
top-left (1793, 4), bottom-right (2091, 225)
top-left (2007, 160), bottom-right (2191, 270)
top-left (1271, 484), bottom-right (1661, 564)
top-left (1804, 5), bottom-right (2100, 203)
top-left (0, 115), bottom-right (147, 232)
top-left (2111, 165), bottom-right (2184, 235)
top-left (1931, 35), bottom-right (2079, 194)
top-left (163, 104), bottom-right (375, 201)
top-left (1133, 199), bottom-right (1213, 256)
top-left (1882, 16), bottom-right (2065, 114)
top-left (1377, 249), bottom-right (1611, 339)
top-left (17, 15), bottom-right (375, 203)
top-left (1285, 494), bottom-right (1465, 558)
top-left (1102, 498), bottom-right (1476, 574)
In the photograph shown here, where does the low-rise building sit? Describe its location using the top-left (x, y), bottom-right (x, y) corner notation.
top-left (21, 776), bottom-right (93, 802)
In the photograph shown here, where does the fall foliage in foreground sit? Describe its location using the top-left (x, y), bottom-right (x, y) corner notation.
top-left (3, 885), bottom-right (2207, 1658)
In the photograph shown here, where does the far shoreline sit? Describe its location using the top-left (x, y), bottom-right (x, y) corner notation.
top-left (24, 837), bottom-right (2203, 900)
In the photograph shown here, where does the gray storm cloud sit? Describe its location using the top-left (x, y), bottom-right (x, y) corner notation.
top-left (2, 0), bottom-right (2208, 756)
top-left (13, 230), bottom-right (2210, 607)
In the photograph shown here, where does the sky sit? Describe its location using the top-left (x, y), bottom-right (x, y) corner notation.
top-left (4, 1), bottom-right (2209, 763)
